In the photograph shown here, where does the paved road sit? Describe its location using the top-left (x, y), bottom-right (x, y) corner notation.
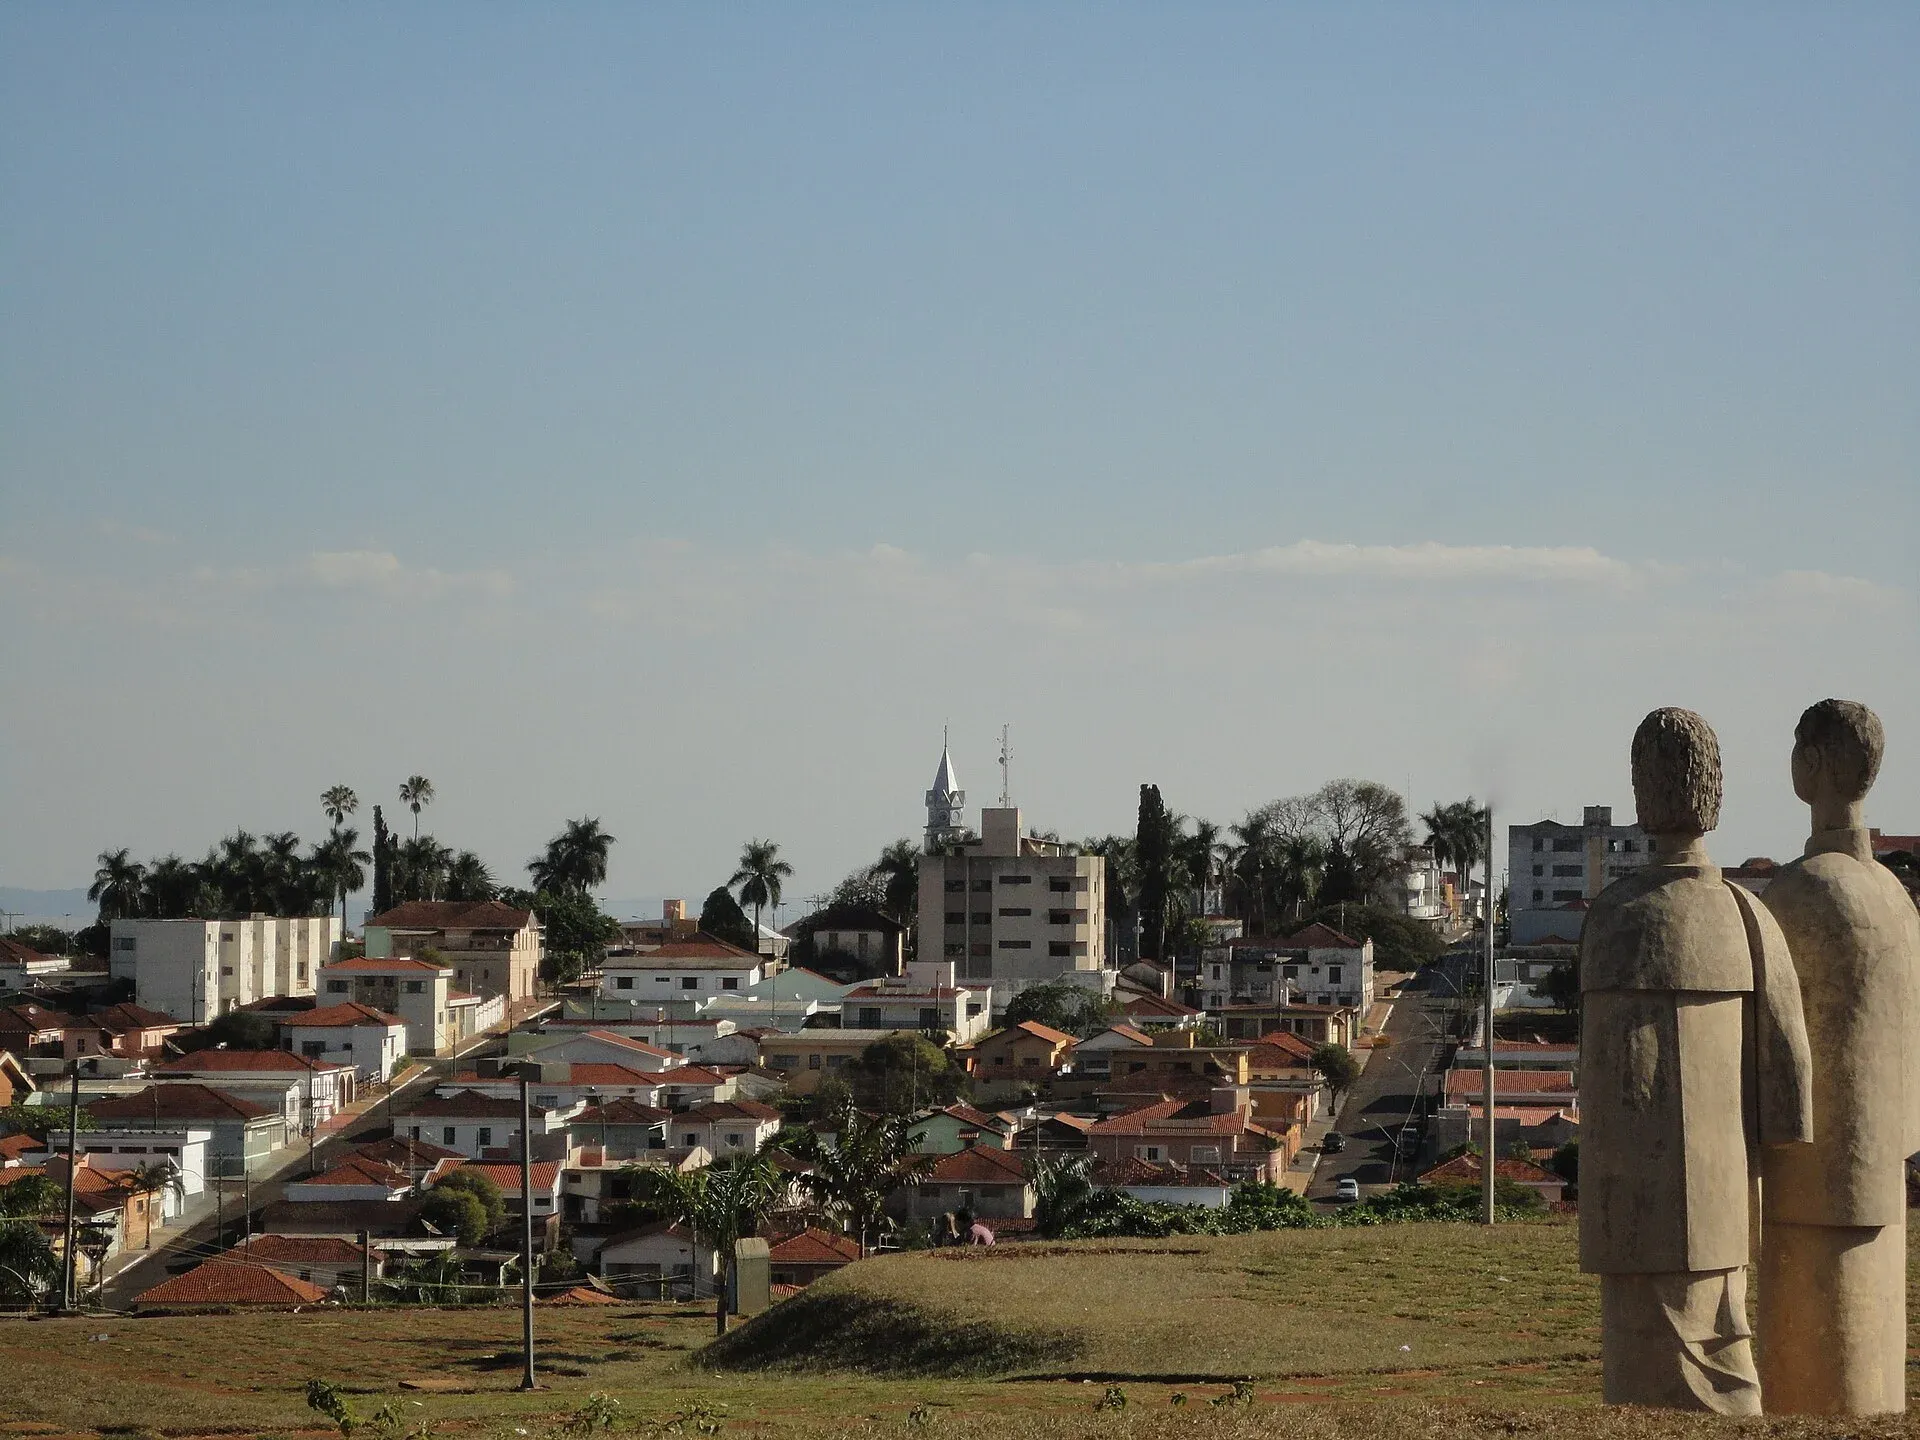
top-left (97, 1032), bottom-right (512, 1309)
top-left (1307, 948), bottom-right (1472, 1201)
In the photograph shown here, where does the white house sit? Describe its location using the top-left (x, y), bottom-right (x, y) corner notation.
top-left (668, 1099), bottom-right (782, 1157)
top-left (280, 1002), bottom-right (409, 1083)
top-left (461, 1060), bottom-right (670, 1110)
top-left (394, 1088), bottom-right (580, 1158)
top-left (442, 1158), bottom-right (566, 1219)
top-left (591, 1221), bottom-right (716, 1300)
top-left (1070, 1023), bottom-right (1156, 1079)
top-left (113, 916), bottom-right (337, 1023)
top-left (152, 1050), bottom-right (355, 1130)
top-left (598, 937), bottom-right (766, 1002)
top-left (841, 972), bottom-right (990, 1043)
top-left (512, 1029), bottom-right (677, 1074)
top-left (33, 1127), bottom-right (211, 1208)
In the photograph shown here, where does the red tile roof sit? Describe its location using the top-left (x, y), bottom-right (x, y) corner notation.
top-left (1091, 1156), bottom-right (1230, 1188)
top-left (136, 1258), bottom-right (330, 1306)
top-left (1088, 1098), bottom-right (1283, 1140)
top-left (351, 1135), bottom-right (466, 1167)
top-left (843, 985), bottom-right (966, 1000)
top-left (365, 900), bottom-right (534, 931)
top-left (1252, 1030), bottom-right (1318, 1062)
top-left (993, 1020), bottom-right (1075, 1047)
top-left (571, 1030), bottom-right (674, 1058)
top-left (1119, 994), bottom-right (1200, 1018)
top-left (447, 1159), bottom-right (562, 1194)
top-left (1284, 922), bottom-right (1364, 949)
top-left (90, 1084), bottom-right (274, 1122)
top-left (1420, 1154), bottom-right (1563, 1186)
top-left (564, 1062), bottom-right (665, 1087)
top-left (235, 1234), bottom-right (369, 1264)
top-left (0, 937), bottom-right (55, 966)
top-left (155, 1049), bottom-right (346, 1076)
top-left (302, 1155), bottom-right (413, 1188)
top-left (574, 1099), bottom-right (670, 1126)
top-left (287, 1002), bottom-right (406, 1029)
top-left (92, 1003), bottom-right (182, 1032)
top-left (0, 1133), bottom-right (38, 1162)
top-left (1443, 1069), bottom-right (1576, 1098)
top-left (539, 1284), bottom-right (621, 1305)
top-left (929, 1103), bottom-right (1010, 1130)
top-left (768, 1227), bottom-right (861, 1265)
top-left (323, 956), bottom-right (451, 974)
top-left (683, 1099), bottom-right (781, 1123)
top-left (612, 936), bottom-right (759, 963)
top-left (923, 1146), bottom-right (1028, 1183)
top-left (396, 1088), bottom-right (554, 1119)
top-left (654, 1065), bottom-right (728, 1086)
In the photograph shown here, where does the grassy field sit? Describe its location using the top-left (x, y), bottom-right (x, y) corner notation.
top-left (3, 1218), bottom-right (1919, 1440)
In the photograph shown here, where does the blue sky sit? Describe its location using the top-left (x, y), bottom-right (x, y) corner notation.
top-left (3, 4), bottom-right (1915, 912)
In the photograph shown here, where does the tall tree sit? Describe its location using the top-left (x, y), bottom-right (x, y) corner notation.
top-left (143, 855), bottom-right (203, 920)
top-left (444, 851), bottom-right (495, 903)
top-left (781, 1104), bottom-right (936, 1254)
top-left (321, 785), bottom-right (359, 830)
top-left (869, 839), bottom-right (920, 925)
top-left (698, 887), bottom-right (756, 952)
top-left (398, 775), bottom-right (435, 838)
top-left (1228, 813), bottom-right (1273, 935)
top-left (371, 806), bottom-right (394, 916)
top-left (311, 829), bottom-right (370, 931)
top-left (1135, 784), bottom-right (1172, 963)
top-left (730, 839), bottom-right (793, 952)
top-left (631, 1153), bottom-right (785, 1335)
top-left (1182, 819), bottom-right (1224, 915)
top-left (1271, 833), bottom-right (1328, 926)
top-left (395, 835), bottom-right (453, 903)
top-left (528, 817), bottom-right (615, 895)
top-left (88, 849), bottom-right (147, 923)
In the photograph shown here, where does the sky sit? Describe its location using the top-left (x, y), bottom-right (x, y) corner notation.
top-left (2, 4), bottom-right (1916, 919)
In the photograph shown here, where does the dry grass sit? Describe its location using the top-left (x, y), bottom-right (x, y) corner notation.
top-left (2, 1219), bottom-right (1917, 1440)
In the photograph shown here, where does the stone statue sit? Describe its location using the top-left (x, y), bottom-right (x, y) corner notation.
top-left (1757, 699), bottom-right (1920, 1414)
top-left (1580, 707), bottom-right (1813, 1413)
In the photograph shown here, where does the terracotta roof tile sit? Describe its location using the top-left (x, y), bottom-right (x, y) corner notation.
top-left (396, 1088), bottom-right (554, 1119)
top-left (287, 1002), bottom-right (406, 1029)
top-left (1420, 1154), bottom-right (1562, 1186)
top-left (1283, 922), bottom-right (1365, 949)
top-left (235, 1234), bottom-right (369, 1264)
top-left (155, 1049), bottom-right (346, 1075)
top-left (1442, 1069), bottom-right (1576, 1097)
top-left (137, 1258), bottom-right (330, 1306)
top-left (89, 1084), bottom-right (274, 1122)
top-left (768, 1227), bottom-right (861, 1265)
top-left (323, 957), bottom-right (451, 974)
top-left (924, 1146), bottom-right (1028, 1183)
top-left (365, 900), bottom-right (534, 931)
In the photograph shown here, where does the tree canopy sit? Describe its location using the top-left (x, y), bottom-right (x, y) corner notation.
top-left (1000, 983), bottom-right (1115, 1039)
top-left (698, 887), bottom-right (756, 952)
top-left (846, 1034), bottom-right (968, 1114)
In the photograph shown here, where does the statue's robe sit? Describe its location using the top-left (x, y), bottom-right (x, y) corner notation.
top-left (1758, 825), bottom-right (1920, 1414)
top-left (1580, 859), bottom-right (1812, 1412)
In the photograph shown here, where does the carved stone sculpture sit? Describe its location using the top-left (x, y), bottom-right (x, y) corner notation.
top-left (1757, 700), bottom-right (1920, 1414)
top-left (1580, 707), bottom-right (1813, 1413)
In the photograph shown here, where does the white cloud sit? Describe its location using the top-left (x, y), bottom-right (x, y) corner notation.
top-left (301, 550), bottom-right (514, 600)
top-left (1147, 539), bottom-right (1642, 585)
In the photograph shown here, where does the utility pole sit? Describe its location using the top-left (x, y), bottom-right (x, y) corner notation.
top-left (242, 1155), bottom-right (251, 1239)
top-left (1481, 805), bottom-right (1497, 1226)
top-left (60, 1060), bottom-right (79, 1312)
top-left (518, 1064), bottom-right (536, 1391)
top-left (360, 1229), bottom-right (372, 1304)
top-left (307, 1072), bottom-right (318, 1177)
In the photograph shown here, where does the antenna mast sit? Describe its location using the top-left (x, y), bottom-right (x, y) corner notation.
top-left (997, 725), bottom-right (1012, 807)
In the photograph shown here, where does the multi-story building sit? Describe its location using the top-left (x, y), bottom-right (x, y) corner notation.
top-left (112, 916), bottom-right (337, 1024)
top-left (362, 900), bottom-right (542, 1007)
top-left (597, 937), bottom-right (767, 1003)
top-left (1506, 806), bottom-right (1650, 944)
top-left (315, 954), bottom-right (494, 1056)
top-left (917, 801), bottom-right (1106, 1006)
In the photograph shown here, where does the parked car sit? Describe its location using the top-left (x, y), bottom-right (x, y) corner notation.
top-left (1322, 1132), bottom-right (1346, 1153)
top-left (1334, 1177), bottom-right (1361, 1203)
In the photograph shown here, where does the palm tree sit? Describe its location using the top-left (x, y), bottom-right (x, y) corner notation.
top-left (311, 829), bottom-right (370, 931)
top-left (731, 840), bottom-right (793, 953)
top-left (126, 1161), bottom-right (184, 1249)
top-left (780, 1104), bottom-right (935, 1256)
top-left (398, 776), bottom-right (435, 839)
top-left (631, 1153), bottom-right (785, 1334)
top-left (444, 851), bottom-right (495, 903)
top-left (89, 850), bottom-right (147, 923)
top-left (869, 840), bottom-right (920, 925)
top-left (321, 785), bottom-right (359, 831)
top-left (1228, 814), bottom-right (1274, 934)
top-left (1029, 1152), bottom-right (1099, 1238)
top-left (142, 854), bottom-right (202, 919)
top-left (396, 836), bottom-right (453, 903)
top-left (1181, 819), bottom-right (1225, 915)
top-left (528, 817), bottom-right (615, 896)
top-left (1272, 833), bottom-right (1329, 927)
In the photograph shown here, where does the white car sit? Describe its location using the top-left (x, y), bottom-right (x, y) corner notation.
top-left (1334, 1177), bottom-right (1361, 1202)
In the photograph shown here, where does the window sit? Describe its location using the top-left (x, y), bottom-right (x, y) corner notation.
top-left (1553, 838), bottom-right (1581, 853)
top-left (1532, 865), bottom-right (1544, 877)
top-left (680, 977), bottom-right (698, 990)
top-left (682, 1132), bottom-right (697, 1147)
top-left (616, 976), bottom-right (634, 990)
top-left (1532, 837), bottom-right (1544, 852)
top-left (1049, 878), bottom-right (1072, 892)
top-left (1282, 964), bottom-right (1298, 979)
top-left (969, 942), bottom-right (990, 957)
top-left (971, 912), bottom-right (991, 925)
top-left (1190, 1146), bottom-right (1220, 1163)
top-left (536, 1095), bottom-right (558, 1107)
top-left (770, 1053), bottom-right (799, 1069)
top-left (970, 878), bottom-right (991, 893)
top-left (999, 874), bottom-right (1031, 885)
top-left (998, 939), bottom-right (1031, 950)
top-left (476, 1127), bottom-right (492, 1147)
top-left (302, 1041), bottom-right (326, 1057)
top-left (807, 1054), bottom-right (822, 1069)
top-left (442, 1127), bottom-right (457, 1146)
top-left (944, 944), bottom-right (964, 957)
top-left (113, 937), bottom-right (136, 952)
top-left (1532, 889), bottom-right (1544, 902)
top-left (722, 978), bottom-right (739, 991)
top-left (725, 1133), bottom-right (742, 1148)
top-left (328, 980), bottom-right (349, 994)
top-left (1049, 942), bottom-right (1071, 957)
top-left (1551, 864), bottom-right (1582, 878)
top-left (1136, 1145), bottom-right (1164, 1163)
top-left (859, 1007), bottom-right (883, 1028)
top-left (1328, 966), bottom-right (1343, 985)
top-left (919, 1007), bottom-right (939, 1029)
top-left (1552, 889), bottom-right (1582, 902)
top-left (405, 980), bottom-right (423, 994)
top-left (945, 912), bottom-right (964, 925)
top-left (220, 966), bottom-right (234, 977)
top-left (945, 879), bottom-right (964, 892)
top-left (1621, 840), bottom-right (1639, 853)
top-left (1048, 910), bottom-right (1073, 925)
top-left (999, 907), bottom-right (1031, 918)
top-left (410, 1126), bottom-right (422, 1140)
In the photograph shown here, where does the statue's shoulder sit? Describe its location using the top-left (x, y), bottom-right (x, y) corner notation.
top-left (1763, 850), bottom-right (1882, 925)
top-left (1582, 865), bottom-right (1751, 993)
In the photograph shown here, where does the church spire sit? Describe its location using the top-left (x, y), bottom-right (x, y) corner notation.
top-left (925, 730), bottom-right (967, 854)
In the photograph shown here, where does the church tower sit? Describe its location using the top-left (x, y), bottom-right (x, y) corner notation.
top-left (924, 733), bottom-right (967, 853)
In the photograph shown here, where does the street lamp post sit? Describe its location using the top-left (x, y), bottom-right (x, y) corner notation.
top-left (517, 1063), bottom-right (536, 1392)
top-left (1481, 806), bottom-right (1497, 1225)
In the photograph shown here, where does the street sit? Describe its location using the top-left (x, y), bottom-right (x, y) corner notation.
top-left (1307, 946), bottom-right (1471, 1201)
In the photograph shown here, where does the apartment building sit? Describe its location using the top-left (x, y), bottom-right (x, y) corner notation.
top-left (597, 937), bottom-right (767, 1002)
top-left (315, 955), bottom-right (488, 1057)
top-left (1506, 806), bottom-right (1650, 944)
top-left (112, 916), bottom-right (337, 1024)
top-left (362, 900), bottom-right (543, 1006)
top-left (916, 805), bottom-right (1106, 1004)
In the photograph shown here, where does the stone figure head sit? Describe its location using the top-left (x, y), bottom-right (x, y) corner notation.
top-left (1791, 699), bottom-right (1883, 806)
top-left (1631, 707), bottom-right (1722, 836)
